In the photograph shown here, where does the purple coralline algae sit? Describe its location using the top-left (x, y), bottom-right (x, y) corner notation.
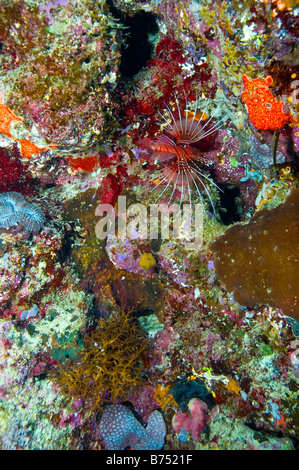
top-left (99, 404), bottom-right (167, 450)
top-left (172, 398), bottom-right (209, 440)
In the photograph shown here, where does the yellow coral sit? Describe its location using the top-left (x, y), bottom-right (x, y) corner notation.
top-left (153, 384), bottom-right (178, 410)
top-left (226, 378), bottom-right (241, 396)
top-left (139, 252), bottom-right (156, 270)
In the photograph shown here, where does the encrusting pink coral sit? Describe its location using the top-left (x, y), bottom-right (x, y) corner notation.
top-left (172, 397), bottom-right (209, 439)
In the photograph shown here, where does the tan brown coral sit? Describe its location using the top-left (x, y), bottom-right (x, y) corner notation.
top-left (211, 188), bottom-right (299, 320)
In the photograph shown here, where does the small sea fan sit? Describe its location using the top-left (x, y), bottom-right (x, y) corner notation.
top-left (0, 192), bottom-right (45, 231)
top-left (148, 95), bottom-right (224, 214)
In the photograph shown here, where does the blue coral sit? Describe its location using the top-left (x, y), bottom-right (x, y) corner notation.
top-left (0, 192), bottom-right (45, 232)
top-left (99, 404), bottom-right (167, 450)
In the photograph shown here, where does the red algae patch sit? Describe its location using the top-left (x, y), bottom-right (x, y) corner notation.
top-left (211, 188), bottom-right (299, 320)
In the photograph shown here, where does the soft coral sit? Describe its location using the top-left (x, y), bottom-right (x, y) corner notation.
top-left (123, 36), bottom-right (214, 142)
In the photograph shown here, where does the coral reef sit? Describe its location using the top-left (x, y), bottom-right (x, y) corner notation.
top-left (0, 0), bottom-right (298, 453)
top-left (0, 288), bottom-right (89, 449)
top-left (0, 0), bottom-right (121, 149)
top-left (80, 255), bottom-right (164, 318)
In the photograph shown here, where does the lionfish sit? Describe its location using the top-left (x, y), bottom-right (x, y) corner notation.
top-left (148, 95), bottom-right (224, 215)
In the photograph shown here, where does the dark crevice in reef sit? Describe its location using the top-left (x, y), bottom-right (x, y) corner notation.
top-left (217, 183), bottom-right (242, 225)
top-left (107, 0), bottom-right (159, 77)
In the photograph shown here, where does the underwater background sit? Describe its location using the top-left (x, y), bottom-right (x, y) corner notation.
top-left (0, 0), bottom-right (298, 450)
